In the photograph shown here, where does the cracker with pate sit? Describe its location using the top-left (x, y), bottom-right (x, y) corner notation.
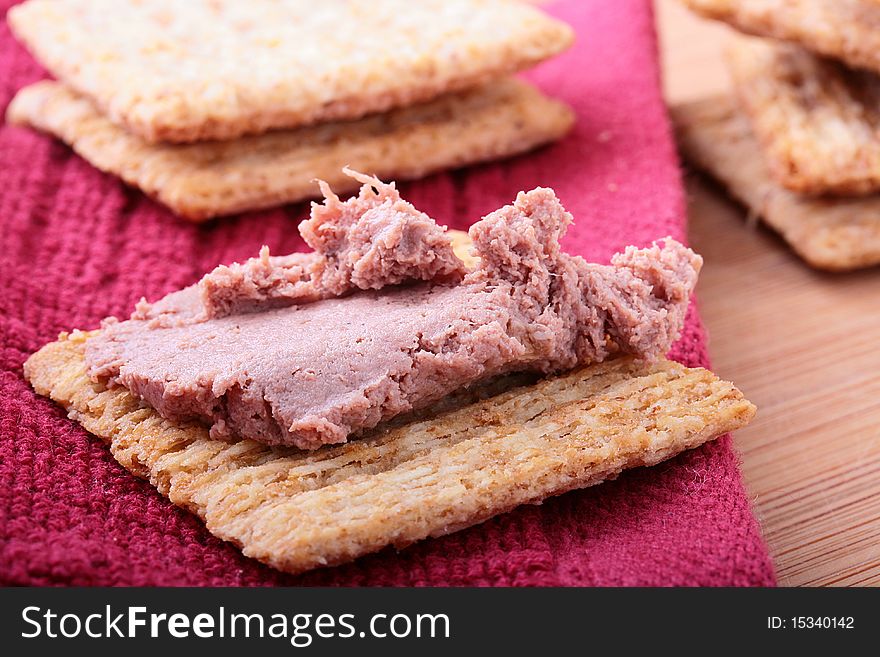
top-left (24, 329), bottom-right (754, 575)
top-left (23, 178), bottom-right (751, 574)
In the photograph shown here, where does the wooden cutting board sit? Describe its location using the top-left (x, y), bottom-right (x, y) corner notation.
top-left (657, 0), bottom-right (880, 586)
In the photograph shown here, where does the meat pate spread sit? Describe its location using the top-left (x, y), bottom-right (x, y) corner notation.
top-left (85, 171), bottom-right (702, 449)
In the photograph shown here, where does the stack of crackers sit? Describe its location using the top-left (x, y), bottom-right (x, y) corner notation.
top-left (5, 0), bottom-right (575, 221)
top-left (673, 0), bottom-right (880, 271)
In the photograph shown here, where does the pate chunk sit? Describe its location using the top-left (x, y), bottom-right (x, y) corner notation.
top-left (134, 169), bottom-right (465, 327)
top-left (86, 174), bottom-right (702, 450)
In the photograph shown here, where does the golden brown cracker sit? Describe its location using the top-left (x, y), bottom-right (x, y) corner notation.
top-left (8, 0), bottom-right (573, 143)
top-left (682, 0), bottom-right (880, 75)
top-left (728, 37), bottom-right (880, 196)
top-left (7, 79), bottom-right (574, 221)
top-left (24, 330), bottom-right (754, 575)
top-left (673, 95), bottom-right (880, 271)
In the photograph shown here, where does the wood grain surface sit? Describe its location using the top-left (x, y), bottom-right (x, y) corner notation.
top-left (656, 0), bottom-right (880, 586)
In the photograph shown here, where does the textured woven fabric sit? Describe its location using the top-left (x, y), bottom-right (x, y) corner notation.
top-left (0, 0), bottom-right (776, 586)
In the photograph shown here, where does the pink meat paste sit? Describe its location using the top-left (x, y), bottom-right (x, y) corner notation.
top-left (85, 171), bottom-right (702, 450)
top-left (132, 169), bottom-right (466, 328)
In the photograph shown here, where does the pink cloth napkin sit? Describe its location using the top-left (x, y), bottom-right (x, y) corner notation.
top-left (0, 0), bottom-right (775, 586)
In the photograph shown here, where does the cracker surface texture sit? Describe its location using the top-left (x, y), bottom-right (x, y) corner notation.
top-left (673, 96), bottom-right (880, 271)
top-left (728, 37), bottom-right (880, 196)
top-left (24, 331), bottom-right (754, 575)
top-left (8, 0), bottom-right (574, 143)
top-left (7, 79), bottom-right (574, 221)
top-left (683, 0), bottom-right (880, 76)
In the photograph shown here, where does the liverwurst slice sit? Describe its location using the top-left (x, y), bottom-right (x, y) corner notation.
top-left (85, 183), bottom-right (702, 450)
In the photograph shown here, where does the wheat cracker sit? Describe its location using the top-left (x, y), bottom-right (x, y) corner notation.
top-left (728, 37), bottom-right (880, 196)
top-left (673, 95), bottom-right (880, 271)
top-left (683, 0), bottom-right (880, 76)
top-left (8, 79), bottom-right (574, 221)
top-left (8, 0), bottom-right (573, 143)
